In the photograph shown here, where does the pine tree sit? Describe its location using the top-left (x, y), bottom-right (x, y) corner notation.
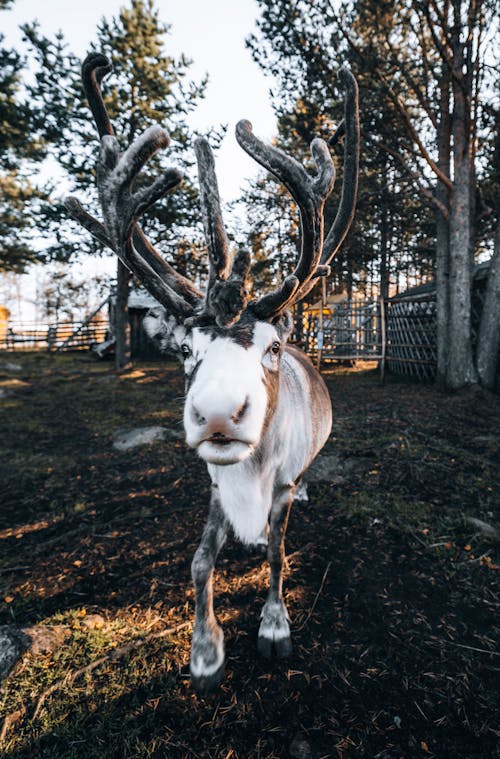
top-left (23, 0), bottom-right (208, 366)
top-left (0, 3), bottom-right (47, 273)
top-left (248, 0), bottom-right (499, 389)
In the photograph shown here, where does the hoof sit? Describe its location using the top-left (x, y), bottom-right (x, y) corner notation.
top-left (190, 662), bottom-right (225, 695)
top-left (275, 634), bottom-right (292, 658)
top-left (257, 634), bottom-right (273, 658)
top-left (257, 633), bottom-right (292, 659)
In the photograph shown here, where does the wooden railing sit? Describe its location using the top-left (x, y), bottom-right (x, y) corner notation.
top-left (0, 320), bottom-right (109, 352)
top-left (299, 299), bottom-right (385, 364)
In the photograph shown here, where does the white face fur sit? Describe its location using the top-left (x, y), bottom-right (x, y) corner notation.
top-left (143, 308), bottom-right (286, 466)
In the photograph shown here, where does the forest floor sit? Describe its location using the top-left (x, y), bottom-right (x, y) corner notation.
top-left (0, 350), bottom-right (498, 759)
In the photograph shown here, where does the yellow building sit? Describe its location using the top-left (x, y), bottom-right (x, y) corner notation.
top-left (0, 306), bottom-right (10, 348)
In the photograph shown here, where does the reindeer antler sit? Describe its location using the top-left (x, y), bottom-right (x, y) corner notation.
top-left (65, 53), bottom-right (202, 317)
top-left (67, 54), bottom-right (359, 328)
top-left (191, 137), bottom-right (251, 327)
top-left (236, 122), bottom-right (335, 319)
top-left (236, 65), bottom-right (359, 320)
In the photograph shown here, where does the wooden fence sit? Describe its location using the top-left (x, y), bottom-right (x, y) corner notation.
top-left (0, 320), bottom-right (109, 352)
top-left (385, 295), bottom-right (437, 380)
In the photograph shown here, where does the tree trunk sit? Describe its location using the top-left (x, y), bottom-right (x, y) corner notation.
top-left (435, 17), bottom-right (452, 388)
top-left (114, 260), bottom-right (131, 370)
top-left (446, 5), bottom-right (477, 388)
top-left (476, 220), bottom-right (500, 388)
top-left (379, 163), bottom-right (389, 301)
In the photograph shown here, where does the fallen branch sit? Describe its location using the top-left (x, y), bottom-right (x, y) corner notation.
top-left (428, 638), bottom-right (500, 657)
top-left (31, 620), bottom-right (191, 720)
top-left (295, 561), bottom-right (332, 632)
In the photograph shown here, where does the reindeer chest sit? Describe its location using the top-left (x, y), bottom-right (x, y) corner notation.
top-left (208, 460), bottom-right (274, 545)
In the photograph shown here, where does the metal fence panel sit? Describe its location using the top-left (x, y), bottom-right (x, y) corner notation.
top-left (300, 299), bottom-right (384, 363)
top-left (385, 296), bottom-right (437, 380)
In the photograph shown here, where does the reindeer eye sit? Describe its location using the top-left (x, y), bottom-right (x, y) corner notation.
top-left (180, 343), bottom-right (191, 359)
top-left (270, 340), bottom-right (281, 355)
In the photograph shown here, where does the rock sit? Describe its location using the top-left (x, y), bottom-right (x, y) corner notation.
top-left (465, 516), bottom-right (498, 538)
top-left (0, 627), bottom-right (29, 680)
top-left (22, 624), bottom-right (68, 654)
top-left (112, 425), bottom-right (182, 450)
top-left (290, 733), bottom-right (315, 759)
top-left (0, 625), bottom-right (68, 681)
top-left (306, 453), bottom-right (370, 484)
top-left (307, 453), bottom-right (346, 484)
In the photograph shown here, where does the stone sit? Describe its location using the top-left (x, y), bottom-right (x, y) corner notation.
top-left (0, 627), bottom-right (29, 680)
top-left (112, 425), bottom-right (182, 450)
top-left (307, 453), bottom-right (346, 484)
top-left (0, 625), bottom-right (68, 681)
top-left (465, 516), bottom-right (498, 538)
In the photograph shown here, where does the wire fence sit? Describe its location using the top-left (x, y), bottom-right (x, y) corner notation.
top-left (385, 295), bottom-right (437, 380)
top-left (297, 295), bottom-right (438, 380)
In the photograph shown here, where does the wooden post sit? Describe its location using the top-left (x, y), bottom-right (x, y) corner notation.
top-left (316, 277), bottom-right (326, 370)
top-left (379, 296), bottom-right (386, 385)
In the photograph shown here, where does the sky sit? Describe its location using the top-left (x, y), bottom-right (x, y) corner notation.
top-left (2, 0), bottom-right (278, 199)
top-left (1, 0), bottom-right (279, 320)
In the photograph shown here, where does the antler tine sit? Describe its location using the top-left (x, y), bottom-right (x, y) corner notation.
top-left (64, 191), bottom-right (192, 315)
top-left (82, 52), bottom-right (114, 138)
top-left (64, 196), bottom-right (113, 249)
top-left (321, 66), bottom-right (360, 266)
top-left (97, 126), bottom-right (199, 315)
top-left (236, 120), bottom-right (335, 320)
top-left (194, 137), bottom-right (231, 288)
top-left (69, 53), bottom-right (203, 317)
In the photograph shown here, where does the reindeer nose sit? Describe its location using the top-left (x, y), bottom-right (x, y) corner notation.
top-left (190, 395), bottom-right (250, 428)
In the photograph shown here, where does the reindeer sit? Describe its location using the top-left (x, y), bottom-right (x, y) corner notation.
top-left (66, 53), bottom-right (359, 693)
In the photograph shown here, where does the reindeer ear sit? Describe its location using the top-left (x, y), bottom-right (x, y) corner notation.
top-left (143, 307), bottom-right (186, 355)
top-left (273, 310), bottom-right (294, 341)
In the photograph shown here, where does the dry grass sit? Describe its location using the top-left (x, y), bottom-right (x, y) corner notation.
top-left (0, 351), bottom-right (498, 758)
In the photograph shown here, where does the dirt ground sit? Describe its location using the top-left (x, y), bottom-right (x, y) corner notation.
top-left (0, 351), bottom-right (498, 759)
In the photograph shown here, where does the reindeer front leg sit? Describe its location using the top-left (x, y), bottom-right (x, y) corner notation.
top-left (190, 485), bottom-right (227, 694)
top-left (258, 484), bottom-right (294, 658)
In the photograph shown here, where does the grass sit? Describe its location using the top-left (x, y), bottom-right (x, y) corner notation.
top-left (0, 350), bottom-right (499, 758)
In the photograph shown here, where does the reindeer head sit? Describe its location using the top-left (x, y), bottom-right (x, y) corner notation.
top-left (66, 53), bottom-right (359, 466)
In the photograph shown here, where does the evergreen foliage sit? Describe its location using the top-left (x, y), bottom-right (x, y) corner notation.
top-left (21, 0), bottom-right (209, 283)
top-left (0, 5), bottom-right (47, 273)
